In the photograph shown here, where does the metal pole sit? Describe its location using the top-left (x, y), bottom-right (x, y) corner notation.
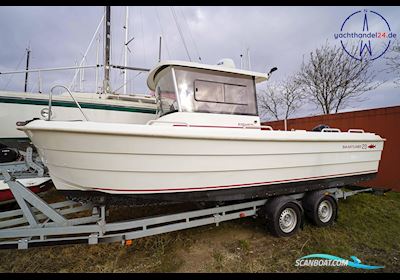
top-left (38, 70), bottom-right (42, 93)
top-left (103, 6), bottom-right (111, 95)
top-left (247, 48), bottom-right (251, 70)
top-left (24, 47), bottom-right (31, 92)
top-left (50, 85), bottom-right (89, 121)
top-left (69, 14), bottom-right (104, 90)
top-left (110, 65), bottom-right (150, 72)
top-left (82, 56), bottom-right (85, 91)
top-left (74, 60), bottom-right (78, 91)
top-left (0, 64), bottom-right (100, 75)
top-left (79, 58), bottom-right (83, 92)
top-left (158, 36), bottom-right (162, 62)
top-left (240, 54), bottom-right (243, 69)
top-left (95, 34), bottom-right (100, 94)
top-left (123, 6), bottom-right (129, 95)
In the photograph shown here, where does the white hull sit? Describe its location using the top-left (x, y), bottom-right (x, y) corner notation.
top-left (0, 91), bottom-right (156, 140)
top-left (20, 118), bottom-right (384, 196)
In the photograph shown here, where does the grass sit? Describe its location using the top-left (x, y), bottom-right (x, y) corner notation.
top-left (0, 191), bottom-right (399, 272)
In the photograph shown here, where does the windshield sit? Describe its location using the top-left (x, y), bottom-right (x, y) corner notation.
top-left (155, 69), bottom-right (178, 116)
top-left (154, 66), bottom-right (258, 117)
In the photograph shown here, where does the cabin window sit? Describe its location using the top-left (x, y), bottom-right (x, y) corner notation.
top-left (224, 84), bottom-right (247, 105)
top-left (194, 80), bottom-right (224, 103)
top-left (194, 80), bottom-right (248, 106)
top-left (174, 67), bottom-right (258, 116)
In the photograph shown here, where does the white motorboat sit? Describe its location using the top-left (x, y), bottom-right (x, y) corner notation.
top-left (18, 60), bottom-right (385, 203)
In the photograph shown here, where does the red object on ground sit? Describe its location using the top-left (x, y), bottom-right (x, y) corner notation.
top-left (262, 106), bottom-right (400, 192)
top-left (0, 184), bottom-right (51, 204)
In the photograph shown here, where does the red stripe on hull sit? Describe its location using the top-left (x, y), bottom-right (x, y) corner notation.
top-left (91, 169), bottom-right (377, 193)
top-left (173, 124), bottom-right (254, 129)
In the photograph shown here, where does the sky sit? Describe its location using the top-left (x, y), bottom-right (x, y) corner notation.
top-left (0, 6), bottom-right (399, 120)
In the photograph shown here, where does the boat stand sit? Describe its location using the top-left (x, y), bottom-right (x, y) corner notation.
top-left (0, 171), bottom-right (375, 249)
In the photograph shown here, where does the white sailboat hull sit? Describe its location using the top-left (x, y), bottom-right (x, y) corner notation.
top-left (0, 91), bottom-right (156, 141)
top-left (19, 120), bottom-right (384, 199)
top-left (1, 101), bottom-right (155, 139)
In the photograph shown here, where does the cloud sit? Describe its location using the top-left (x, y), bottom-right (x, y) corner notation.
top-left (0, 6), bottom-right (399, 116)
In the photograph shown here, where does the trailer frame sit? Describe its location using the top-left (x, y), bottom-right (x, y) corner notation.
top-left (0, 163), bottom-right (376, 249)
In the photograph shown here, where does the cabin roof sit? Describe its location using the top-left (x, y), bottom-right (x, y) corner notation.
top-left (146, 60), bottom-right (269, 91)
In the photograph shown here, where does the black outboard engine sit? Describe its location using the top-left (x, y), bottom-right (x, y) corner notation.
top-left (312, 124), bottom-right (330, 132)
top-left (0, 144), bottom-right (20, 163)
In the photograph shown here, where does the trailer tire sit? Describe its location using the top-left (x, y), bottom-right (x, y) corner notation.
top-left (303, 191), bottom-right (337, 227)
top-left (264, 197), bottom-right (303, 237)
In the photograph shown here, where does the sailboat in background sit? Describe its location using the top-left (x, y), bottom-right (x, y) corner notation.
top-left (0, 6), bottom-right (157, 153)
top-left (0, 6), bottom-right (156, 204)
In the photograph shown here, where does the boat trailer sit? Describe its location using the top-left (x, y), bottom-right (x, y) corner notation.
top-left (0, 162), bottom-right (378, 249)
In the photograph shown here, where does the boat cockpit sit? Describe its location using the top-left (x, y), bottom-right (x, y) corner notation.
top-left (147, 60), bottom-right (271, 119)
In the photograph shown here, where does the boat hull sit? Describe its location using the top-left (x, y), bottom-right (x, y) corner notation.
top-left (0, 91), bottom-right (156, 150)
top-left (19, 120), bottom-right (384, 202)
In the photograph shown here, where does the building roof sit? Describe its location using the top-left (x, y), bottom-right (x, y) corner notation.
top-left (146, 60), bottom-right (269, 91)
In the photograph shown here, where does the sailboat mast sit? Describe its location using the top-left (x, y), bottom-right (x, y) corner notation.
top-left (95, 34), bottom-right (100, 94)
top-left (158, 36), bottom-right (162, 62)
top-left (246, 48), bottom-right (251, 70)
top-left (24, 47), bottom-right (31, 92)
top-left (123, 6), bottom-right (129, 95)
top-left (103, 6), bottom-right (111, 95)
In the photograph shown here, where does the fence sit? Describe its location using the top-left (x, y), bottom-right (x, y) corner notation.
top-left (262, 106), bottom-right (400, 191)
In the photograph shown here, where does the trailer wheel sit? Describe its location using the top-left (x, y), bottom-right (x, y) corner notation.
top-left (303, 191), bottom-right (337, 227)
top-left (264, 197), bottom-right (303, 237)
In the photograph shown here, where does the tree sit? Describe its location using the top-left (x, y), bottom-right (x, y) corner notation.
top-left (280, 77), bottom-right (305, 120)
top-left (296, 43), bottom-right (381, 114)
top-left (257, 83), bottom-right (281, 121)
top-left (385, 42), bottom-right (400, 86)
top-left (257, 78), bottom-right (304, 121)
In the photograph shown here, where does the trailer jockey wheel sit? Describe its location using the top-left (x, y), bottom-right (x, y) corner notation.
top-left (303, 191), bottom-right (338, 227)
top-left (264, 197), bottom-right (303, 237)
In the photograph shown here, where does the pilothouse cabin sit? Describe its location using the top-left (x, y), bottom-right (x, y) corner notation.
top-left (147, 60), bottom-right (270, 127)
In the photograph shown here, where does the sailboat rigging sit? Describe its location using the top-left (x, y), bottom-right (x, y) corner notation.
top-left (0, 6), bottom-right (157, 204)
